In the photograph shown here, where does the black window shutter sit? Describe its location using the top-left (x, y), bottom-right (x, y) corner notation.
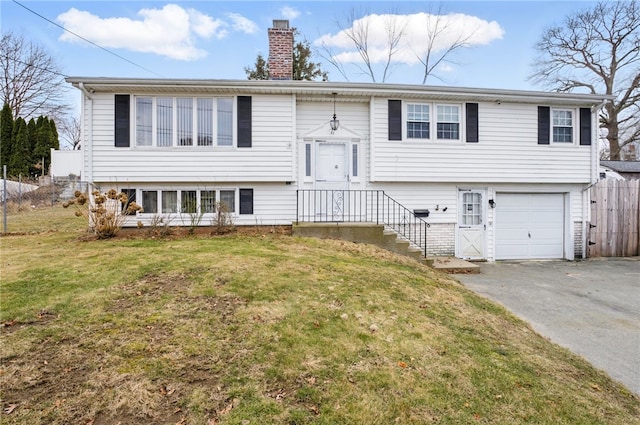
top-left (538, 106), bottom-right (550, 145)
top-left (466, 103), bottom-right (479, 143)
top-left (114, 94), bottom-right (130, 147)
top-left (239, 189), bottom-right (253, 214)
top-left (388, 100), bottom-right (402, 141)
top-left (237, 96), bottom-right (252, 148)
top-left (579, 108), bottom-right (591, 146)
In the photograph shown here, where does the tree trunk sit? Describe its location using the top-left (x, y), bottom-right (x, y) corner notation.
top-left (605, 103), bottom-right (621, 160)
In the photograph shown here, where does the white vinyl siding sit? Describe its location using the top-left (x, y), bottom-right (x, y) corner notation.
top-left (88, 94), bottom-right (294, 182)
top-left (372, 98), bottom-right (593, 183)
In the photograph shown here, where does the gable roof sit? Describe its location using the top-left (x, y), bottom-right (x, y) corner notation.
top-left (65, 77), bottom-right (613, 107)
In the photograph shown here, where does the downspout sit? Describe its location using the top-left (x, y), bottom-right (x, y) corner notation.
top-left (78, 83), bottom-right (94, 185)
top-left (582, 98), bottom-right (609, 258)
top-left (590, 98), bottom-right (608, 184)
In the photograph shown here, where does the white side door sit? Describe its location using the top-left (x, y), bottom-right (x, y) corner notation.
top-left (457, 189), bottom-right (486, 260)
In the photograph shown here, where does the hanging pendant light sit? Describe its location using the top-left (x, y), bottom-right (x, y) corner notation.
top-left (329, 92), bottom-right (339, 133)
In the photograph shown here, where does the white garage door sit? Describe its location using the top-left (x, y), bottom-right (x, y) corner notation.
top-left (495, 193), bottom-right (565, 260)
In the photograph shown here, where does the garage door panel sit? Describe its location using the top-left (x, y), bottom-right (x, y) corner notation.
top-left (496, 242), bottom-right (530, 258)
top-left (531, 210), bottom-right (563, 225)
top-left (530, 243), bottom-right (564, 258)
top-left (495, 193), bottom-right (565, 260)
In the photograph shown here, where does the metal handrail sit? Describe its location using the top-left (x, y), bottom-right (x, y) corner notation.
top-left (296, 189), bottom-right (430, 257)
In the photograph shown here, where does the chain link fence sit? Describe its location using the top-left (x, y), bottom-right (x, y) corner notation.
top-left (1, 175), bottom-right (90, 234)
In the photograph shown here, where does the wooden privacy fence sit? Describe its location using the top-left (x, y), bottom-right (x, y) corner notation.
top-left (587, 179), bottom-right (639, 257)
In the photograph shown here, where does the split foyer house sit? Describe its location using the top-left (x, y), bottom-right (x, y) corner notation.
top-left (67, 20), bottom-right (611, 262)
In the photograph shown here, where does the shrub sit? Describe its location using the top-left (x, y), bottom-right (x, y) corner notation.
top-left (63, 189), bottom-right (142, 238)
top-left (211, 201), bottom-right (235, 235)
top-left (146, 214), bottom-right (173, 238)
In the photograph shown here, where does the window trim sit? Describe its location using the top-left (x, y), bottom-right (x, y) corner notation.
top-left (135, 188), bottom-right (244, 216)
top-left (402, 101), bottom-right (464, 143)
top-left (435, 103), bottom-right (461, 141)
top-left (551, 108), bottom-right (575, 144)
top-left (133, 95), bottom-right (236, 149)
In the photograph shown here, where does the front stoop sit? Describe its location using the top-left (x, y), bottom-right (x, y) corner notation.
top-left (424, 257), bottom-right (481, 274)
top-left (292, 222), bottom-right (479, 273)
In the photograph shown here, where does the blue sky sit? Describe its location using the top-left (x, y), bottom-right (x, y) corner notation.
top-left (2, 0), bottom-right (597, 90)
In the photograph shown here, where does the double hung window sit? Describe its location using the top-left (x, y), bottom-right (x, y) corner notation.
top-left (407, 104), bottom-right (430, 139)
top-left (135, 97), bottom-right (233, 147)
top-left (436, 105), bottom-right (460, 140)
top-left (552, 109), bottom-right (573, 143)
top-left (405, 103), bottom-right (461, 141)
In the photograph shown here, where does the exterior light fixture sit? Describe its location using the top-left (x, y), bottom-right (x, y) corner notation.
top-left (330, 92), bottom-right (339, 133)
top-left (489, 199), bottom-right (496, 208)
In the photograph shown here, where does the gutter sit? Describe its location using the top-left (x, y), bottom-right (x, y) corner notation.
top-left (65, 77), bottom-right (616, 106)
top-left (78, 83), bottom-right (94, 184)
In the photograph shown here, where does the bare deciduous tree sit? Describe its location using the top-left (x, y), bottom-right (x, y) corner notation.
top-left (319, 8), bottom-right (405, 83)
top-left (59, 115), bottom-right (82, 150)
top-left (529, 0), bottom-right (639, 160)
top-left (319, 5), bottom-right (491, 84)
top-left (1, 31), bottom-right (70, 121)
top-left (414, 4), bottom-right (478, 84)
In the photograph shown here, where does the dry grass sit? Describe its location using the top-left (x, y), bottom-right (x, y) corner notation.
top-left (1, 205), bottom-right (639, 424)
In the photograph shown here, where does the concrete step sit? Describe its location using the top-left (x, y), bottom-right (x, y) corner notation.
top-left (424, 257), bottom-right (480, 274)
top-left (406, 246), bottom-right (425, 260)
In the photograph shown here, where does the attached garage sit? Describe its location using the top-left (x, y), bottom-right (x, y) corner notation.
top-left (495, 193), bottom-right (565, 260)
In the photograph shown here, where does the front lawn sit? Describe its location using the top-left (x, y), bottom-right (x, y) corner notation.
top-left (1, 205), bottom-right (638, 424)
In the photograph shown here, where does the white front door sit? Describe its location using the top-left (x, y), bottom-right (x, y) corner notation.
top-left (315, 142), bottom-right (348, 190)
top-left (457, 189), bottom-right (486, 259)
top-left (314, 142), bottom-right (349, 221)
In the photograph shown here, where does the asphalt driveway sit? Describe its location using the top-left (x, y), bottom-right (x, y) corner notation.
top-left (456, 258), bottom-right (640, 395)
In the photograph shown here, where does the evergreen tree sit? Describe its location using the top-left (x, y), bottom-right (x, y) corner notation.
top-left (245, 32), bottom-right (328, 81)
top-left (49, 118), bottom-right (59, 151)
top-left (27, 118), bottom-right (37, 175)
top-left (293, 38), bottom-right (328, 81)
top-left (32, 117), bottom-right (59, 175)
top-left (9, 118), bottom-right (29, 177)
top-left (244, 54), bottom-right (269, 80)
top-left (0, 103), bottom-right (13, 171)
top-left (33, 117), bottom-right (51, 176)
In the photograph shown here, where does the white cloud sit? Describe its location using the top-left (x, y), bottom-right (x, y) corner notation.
top-left (280, 6), bottom-right (301, 20)
top-left (56, 4), bottom-right (229, 61)
top-left (226, 13), bottom-right (259, 34)
top-left (314, 12), bottom-right (504, 65)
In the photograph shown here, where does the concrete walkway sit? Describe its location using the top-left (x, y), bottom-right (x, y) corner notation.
top-left (456, 258), bottom-right (640, 395)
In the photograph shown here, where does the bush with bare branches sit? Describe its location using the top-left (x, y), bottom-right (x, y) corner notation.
top-left (63, 189), bottom-right (142, 238)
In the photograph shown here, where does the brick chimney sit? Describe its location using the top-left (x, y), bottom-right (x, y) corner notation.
top-left (268, 20), bottom-right (294, 80)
